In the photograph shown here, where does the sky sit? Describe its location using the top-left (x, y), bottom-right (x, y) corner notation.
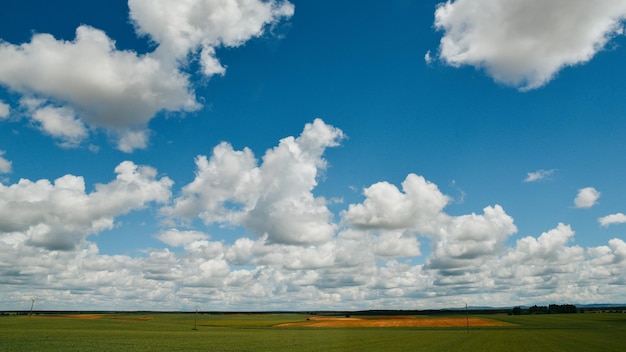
top-left (1, 0), bottom-right (626, 311)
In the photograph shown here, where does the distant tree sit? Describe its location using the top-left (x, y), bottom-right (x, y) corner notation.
top-left (529, 305), bottom-right (549, 314)
top-left (511, 306), bottom-right (522, 315)
top-left (549, 304), bottom-right (577, 314)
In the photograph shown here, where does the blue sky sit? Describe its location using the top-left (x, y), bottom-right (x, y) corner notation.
top-left (1, 0), bottom-right (626, 311)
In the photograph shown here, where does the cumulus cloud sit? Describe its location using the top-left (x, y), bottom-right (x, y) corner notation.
top-left (504, 223), bottom-right (580, 266)
top-left (575, 187), bottom-right (601, 208)
top-left (599, 213), bottom-right (626, 227)
top-left (342, 174), bottom-right (517, 280)
top-left (2, 170), bottom-right (626, 310)
top-left (0, 26), bottom-right (198, 151)
top-left (585, 238), bottom-right (626, 292)
top-left (0, 161), bottom-right (172, 250)
top-left (373, 231), bottom-right (421, 258)
top-left (157, 229), bottom-right (209, 247)
top-left (129, 0), bottom-right (295, 73)
top-left (488, 223), bottom-right (590, 302)
top-left (116, 129), bottom-right (152, 154)
top-left (4, 119), bottom-right (626, 310)
top-left (342, 173), bottom-right (450, 233)
top-left (427, 205), bottom-right (517, 271)
top-left (0, 0), bottom-right (294, 151)
top-left (0, 151), bottom-right (11, 174)
top-left (0, 100), bottom-right (9, 118)
top-left (164, 118), bottom-right (344, 245)
top-left (524, 169), bottom-right (555, 182)
top-left (19, 99), bottom-right (89, 148)
top-left (433, 0), bottom-right (626, 90)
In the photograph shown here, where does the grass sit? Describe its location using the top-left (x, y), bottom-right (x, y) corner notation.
top-left (1, 312), bottom-right (625, 351)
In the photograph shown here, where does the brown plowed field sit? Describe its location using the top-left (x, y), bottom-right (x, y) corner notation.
top-left (276, 316), bottom-right (514, 328)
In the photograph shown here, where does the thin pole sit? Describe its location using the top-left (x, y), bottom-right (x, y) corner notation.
top-left (29, 298), bottom-right (35, 317)
top-left (193, 306), bottom-right (198, 330)
top-left (466, 303), bottom-right (469, 334)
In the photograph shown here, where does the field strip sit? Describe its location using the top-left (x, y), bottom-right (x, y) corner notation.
top-left (275, 316), bottom-right (515, 328)
top-left (37, 314), bottom-right (153, 321)
top-left (39, 314), bottom-right (109, 319)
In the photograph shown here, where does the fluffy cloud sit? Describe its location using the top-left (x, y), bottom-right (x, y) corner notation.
top-left (587, 238), bottom-right (626, 268)
top-left (583, 238), bottom-right (626, 300)
top-left (496, 223), bottom-right (587, 300)
top-left (0, 0), bottom-right (294, 151)
top-left (129, 0), bottom-right (294, 75)
top-left (342, 174), bottom-right (518, 293)
top-left (0, 26), bottom-right (198, 151)
top-left (524, 169), bottom-right (555, 182)
top-left (341, 174), bottom-right (518, 274)
top-left (0, 161), bottom-right (172, 250)
top-left (373, 231), bottom-right (421, 258)
top-left (342, 173), bottom-right (450, 233)
top-left (427, 205), bottom-right (517, 271)
top-left (424, 50), bottom-right (433, 65)
top-left (0, 100), bottom-right (9, 118)
top-left (6, 219), bottom-right (621, 311)
top-left (19, 99), bottom-right (89, 148)
top-left (3, 119), bottom-right (626, 310)
top-left (503, 223), bottom-right (581, 266)
top-left (164, 119), bottom-right (344, 245)
top-left (433, 0), bottom-right (626, 90)
top-left (599, 213), bottom-right (626, 227)
top-left (575, 187), bottom-right (601, 208)
top-left (0, 151), bottom-right (11, 174)
top-left (157, 229), bottom-right (210, 247)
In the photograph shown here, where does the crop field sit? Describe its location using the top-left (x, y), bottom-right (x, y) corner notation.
top-left (1, 312), bottom-right (625, 351)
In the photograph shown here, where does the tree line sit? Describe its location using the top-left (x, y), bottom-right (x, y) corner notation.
top-left (510, 304), bottom-right (578, 315)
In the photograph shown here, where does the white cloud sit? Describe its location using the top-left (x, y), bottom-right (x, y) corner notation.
top-left (157, 229), bottom-right (209, 247)
top-left (164, 119), bottom-right (344, 245)
top-left (424, 50), bottom-right (433, 65)
top-left (2, 180), bottom-right (626, 310)
top-left (586, 238), bottom-right (626, 288)
top-left (494, 223), bottom-right (588, 301)
top-left (0, 151), bottom-right (11, 174)
top-left (0, 1), bottom-right (294, 151)
top-left (129, 0), bottom-right (295, 73)
top-left (0, 26), bottom-right (198, 151)
top-left (4, 120), bottom-right (626, 310)
top-left (226, 237), bottom-right (341, 270)
top-left (433, 0), bottom-right (626, 90)
top-left (427, 205), bottom-right (517, 271)
top-left (116, 129), bottom-right (152, 154)
top-left (0, 161), bottom-right (172, 250)
top-left (599, 213), bottom-right (626, 227)
top-left (373, 231), bottom-right (421, 258)
top-left (524, 169), bottom-right (555, 182)
top-left (342, 174), bottom-right (518, 289)
top-left (20, 100), bottom-right (89, 148)
top-left (575, 187), bottom-right (601, 208)
top-left (504, 223), bottom-right (580, 265)
top-left (0, 100), bottom-right (9, 118)
top-left (342, 173), bottom-right (450, 234)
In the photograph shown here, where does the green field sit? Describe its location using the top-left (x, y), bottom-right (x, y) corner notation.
top-left (1, 312), bottom-right (625, 351)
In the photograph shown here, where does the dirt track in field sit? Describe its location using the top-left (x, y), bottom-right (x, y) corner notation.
top-left (275, 316), bottom-right (514, 328)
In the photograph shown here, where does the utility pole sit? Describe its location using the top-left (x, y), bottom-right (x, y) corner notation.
top-left (193, 306), bottom-right (198, 330)
top-left (465, 303), bottom-right (469, 334)
top-left (29, 298), bottom-right (35, 317)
